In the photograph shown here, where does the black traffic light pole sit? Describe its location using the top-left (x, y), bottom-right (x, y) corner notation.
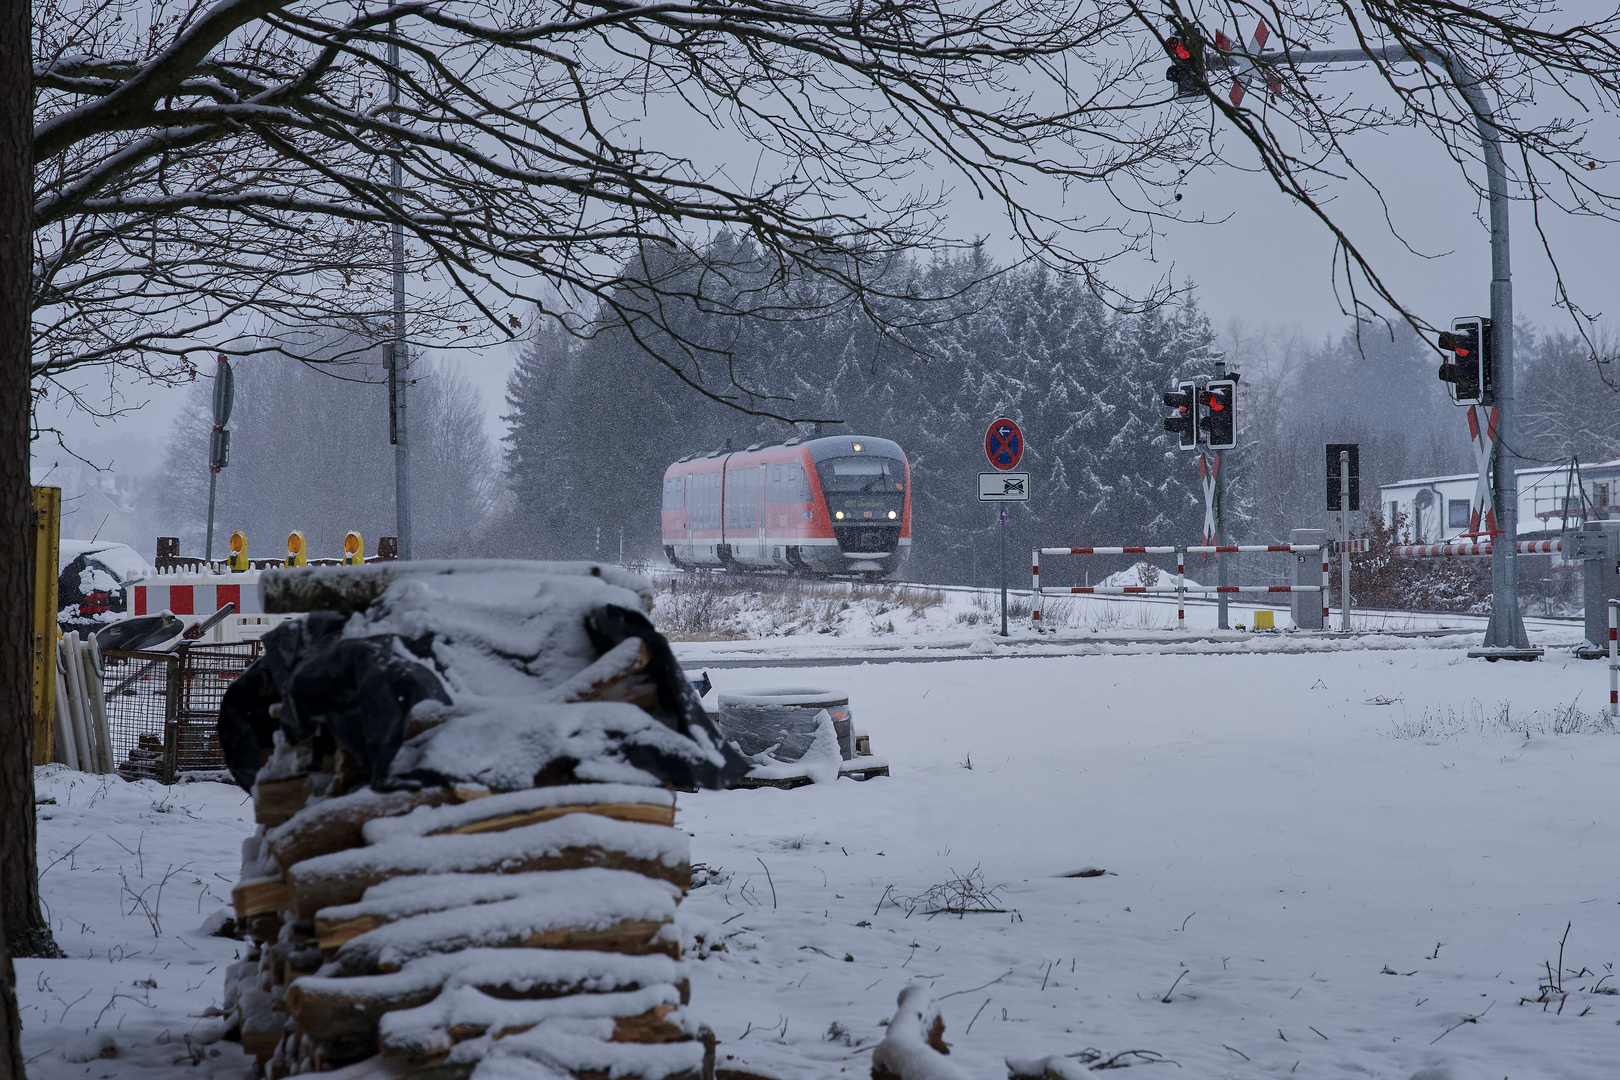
top-left (1251, 43), bottom-right (1530, 654)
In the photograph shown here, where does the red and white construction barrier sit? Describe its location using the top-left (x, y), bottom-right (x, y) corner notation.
top-left (1032, 544), bottom-right (1327, 632)
top-left (1389, 539), bottom-right (1562, 557)
top-left (133, 577), bottom-right (265, 617)
top-left (128, 566), bottom-right (290, 642)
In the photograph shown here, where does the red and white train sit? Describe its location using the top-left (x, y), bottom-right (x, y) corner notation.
top-left (661, 435), bottom-right (913, 576)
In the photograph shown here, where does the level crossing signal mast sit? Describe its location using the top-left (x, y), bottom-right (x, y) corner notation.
top-left (1162, 380), bottom-right (1198, 448)
top-left (1436, 316), bottom-right (1493, 406)
top-left (1199, 379), bottom-right (1237, 449)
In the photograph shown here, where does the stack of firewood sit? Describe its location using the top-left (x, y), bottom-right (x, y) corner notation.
top-left (221, 561), bottom-right (742, 1079)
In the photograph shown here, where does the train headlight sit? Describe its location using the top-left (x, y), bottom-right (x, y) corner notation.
top-left (888, 510), bottom-right (898, 520)
top-left (835, 511), bottom-right (845, 520)
top-left (852, 443), bottom-right (863, 451)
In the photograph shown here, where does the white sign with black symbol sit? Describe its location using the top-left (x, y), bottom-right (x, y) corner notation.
top-left (978, 471), bottom-right (1030, 501)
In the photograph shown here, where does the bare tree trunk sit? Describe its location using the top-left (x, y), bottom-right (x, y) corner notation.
top-left (0, 909), bottom-right (21, 1080)
top-left (0, 0), bottom-right (33, 1063)
top-left (2, 0), bottom-right (59, 973)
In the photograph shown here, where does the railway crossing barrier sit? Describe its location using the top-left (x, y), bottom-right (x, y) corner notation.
top-left (1031, 543), bottom-right (1327, 633)
top-left (1610, 599), bottom-right (1619, 716)
top-left (1388, 540), bottom-right (1561, 557)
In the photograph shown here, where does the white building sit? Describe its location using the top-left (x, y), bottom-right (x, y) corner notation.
top-left (1379, 459), bottom-right (1620, 543)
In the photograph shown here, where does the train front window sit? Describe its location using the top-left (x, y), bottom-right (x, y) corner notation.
top-left (816, 456), bottom-right (906, 519)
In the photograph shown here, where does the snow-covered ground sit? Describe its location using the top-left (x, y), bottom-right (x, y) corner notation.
top-left (20, 769), bottom-right (256, 1078)
top-left (657, 573), bottom-right (1583, 667)
top-left (678, 651), bottom-right (1620, 1079)
top-left (18, 646), bottom-right (1620, 1079)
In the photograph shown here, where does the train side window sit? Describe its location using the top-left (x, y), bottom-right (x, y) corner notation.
top-left (768, 463), bottom-right (793, 503)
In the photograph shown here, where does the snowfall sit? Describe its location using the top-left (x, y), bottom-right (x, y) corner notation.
top-left (17, 591), bottom-right (1620, 1080)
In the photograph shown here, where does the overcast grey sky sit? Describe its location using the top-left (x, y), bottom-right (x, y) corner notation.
top-left (38, 19), bottom-right (1620, 489)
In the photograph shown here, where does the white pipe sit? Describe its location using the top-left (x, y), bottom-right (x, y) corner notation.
top-left (62, 636), bottom-right (98, 774)
top-left (53, 658), bottom-right (80, 771)
top-left (85, 637), bottom-right (113, 773)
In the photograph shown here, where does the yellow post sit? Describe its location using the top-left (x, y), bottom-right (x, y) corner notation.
top-left (342, 530), bottom-right (364, 566)
top-left (30, 486), bottom-right (61, 765)
top-left (228, 529), bottom-right (250, 572)
top-left (285, 530), bottom-right (308, 567)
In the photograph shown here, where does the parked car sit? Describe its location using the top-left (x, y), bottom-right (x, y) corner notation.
top-left (58, 540), bottom-right (153, 637)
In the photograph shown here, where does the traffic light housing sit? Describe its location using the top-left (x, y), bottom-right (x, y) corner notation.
top-left (1165, 35), bottom-right (1203, 98)
top-left (1437, 316), bottom-right (1492, 406)
top-left (1162, 380), bottom-right (1198, 450)
top-left (1198, 378), bottom-right (1237, 450)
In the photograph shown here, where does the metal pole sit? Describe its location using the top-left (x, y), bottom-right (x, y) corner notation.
top-left (389, 26), bottom-right (412, 560)
top-left (1215, 452), bottom-right (1228, 630)
top-left (204, 469), bottom-right (218, 563)
top-left (1263, 44), bottom-right (1528, 651)
top-left (999, 508), bottom-right (1008, 637)
top-left (1340, 450), bottom-right (1352, 631)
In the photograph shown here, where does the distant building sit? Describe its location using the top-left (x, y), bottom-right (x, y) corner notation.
top-left (31, 459), bottom-right (150, 548)
top-left (1379, 460), bottom-right (1620, 544)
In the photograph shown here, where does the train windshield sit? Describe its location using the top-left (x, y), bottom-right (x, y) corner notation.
top-left (816, 456), bottom-right (906, 519)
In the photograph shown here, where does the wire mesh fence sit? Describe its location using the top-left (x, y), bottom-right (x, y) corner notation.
top-left (101, 642), bottom-right (259, 783)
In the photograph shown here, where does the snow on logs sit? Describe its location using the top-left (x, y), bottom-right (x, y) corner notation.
top-left (871, 985), bottom-right (974, 1080)
top-left (221, 561), bottom-right (744, 1078)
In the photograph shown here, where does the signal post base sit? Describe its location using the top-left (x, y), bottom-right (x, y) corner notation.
top-left (1466, 646), bottom-right (1544, 663)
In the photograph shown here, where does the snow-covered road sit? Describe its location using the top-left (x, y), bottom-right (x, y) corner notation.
top-left (17, 646), bottom-right (1619, 1079)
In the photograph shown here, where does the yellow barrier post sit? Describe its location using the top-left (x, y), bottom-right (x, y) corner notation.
top-left (342, 531), bottom-right (364, 566)
top-left (285, 530), bottom-right (308, 567)
top-left (30, 486), bottom-right (61, 765)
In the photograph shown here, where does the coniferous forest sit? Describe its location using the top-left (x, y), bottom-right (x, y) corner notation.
top-left (501, 239), bottom-right (1223, 585)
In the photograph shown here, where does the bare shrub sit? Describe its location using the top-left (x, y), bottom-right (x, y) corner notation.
top-left (1386, 699), bottom-right (1619, 739)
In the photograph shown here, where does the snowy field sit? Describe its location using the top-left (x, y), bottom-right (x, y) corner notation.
top-left (18, 645), bottom-right (1620, 1079)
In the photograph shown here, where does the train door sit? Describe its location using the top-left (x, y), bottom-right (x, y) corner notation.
top-left (756, 465), bottom-right (767, 561)
top-left (682, 474), bottom-right (693, 561)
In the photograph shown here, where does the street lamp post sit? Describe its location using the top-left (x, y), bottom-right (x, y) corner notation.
top-left (388, 27), bottom-right (412, 560)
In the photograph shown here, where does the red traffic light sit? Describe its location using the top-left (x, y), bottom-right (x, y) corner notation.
top-left (1436, 319), bottom-right (1490, 405)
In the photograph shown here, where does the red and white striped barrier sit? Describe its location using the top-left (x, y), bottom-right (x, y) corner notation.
top-left (1032, 543), bottom-right (1328, 632)
top-left (128, 567), bottom-right (284, 642)
top-left (1389, 539), bottom-right (1562, 557)
top-left (133, 578), bottom-right (264, 617)
top-left (1041, 545), bottom-right (1309, 555)
top-left (1609, 599), bottom-right (1618, 718)
top-left (1044, 585), bottom-right (1317, 594)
